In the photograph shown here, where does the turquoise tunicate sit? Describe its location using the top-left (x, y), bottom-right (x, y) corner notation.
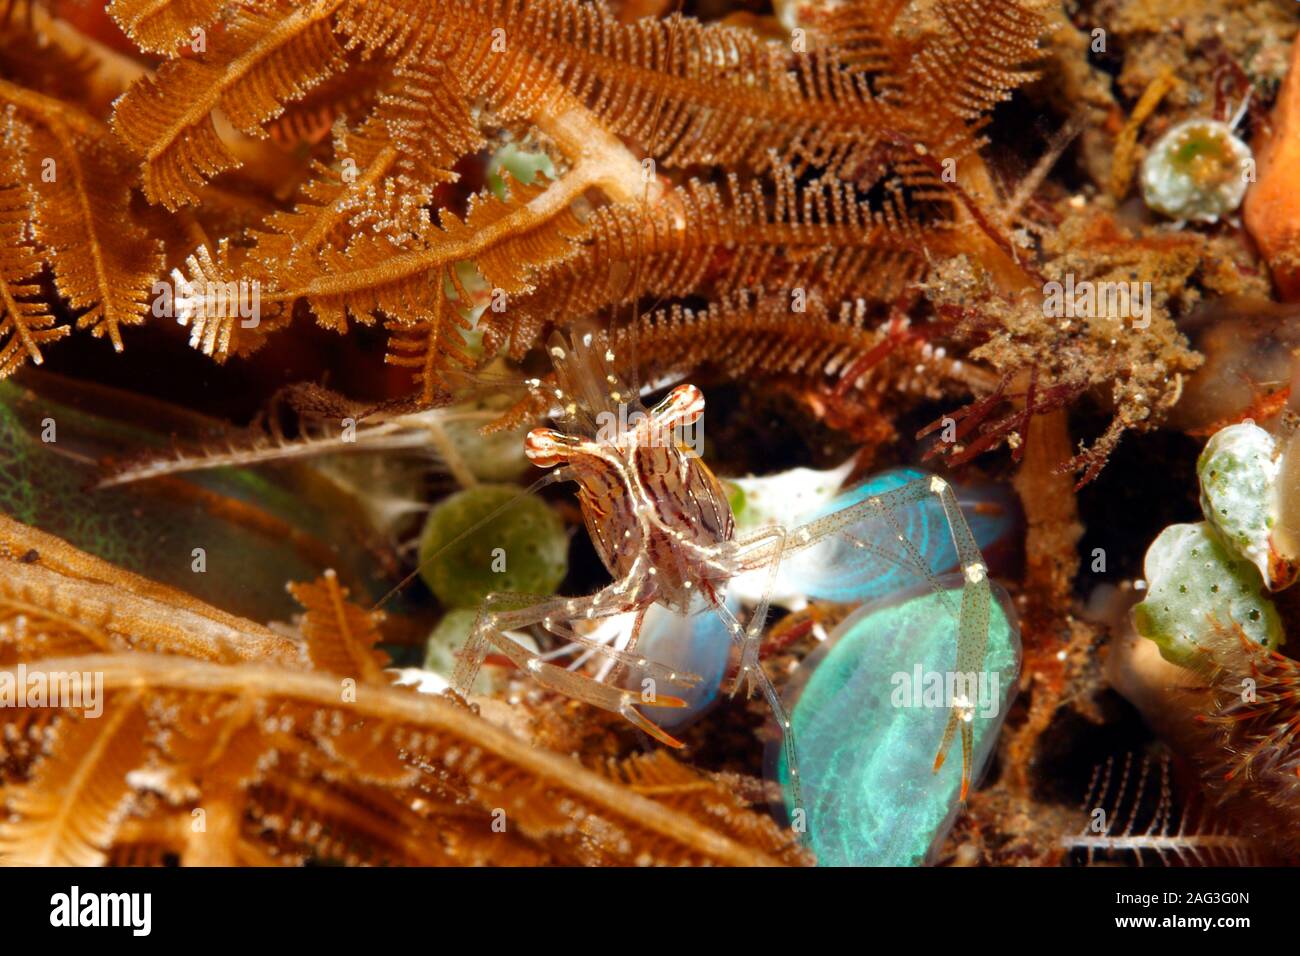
top-left (780, 467), bottom-right (1018, 604)
top-left (659, 467), bottom-right (1017, 733)
top-left (416, 467), bottom-right (1012, 729)
top-left (773, 581), bottom-right (1020, 866)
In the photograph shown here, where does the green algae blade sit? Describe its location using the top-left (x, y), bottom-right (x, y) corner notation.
top-left (0, 375), bottom-right (388, 620)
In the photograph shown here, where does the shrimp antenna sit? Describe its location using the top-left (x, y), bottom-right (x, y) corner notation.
top-left (371, 468), bottom-right (571, 612)
top-left (441, 363), bottom-right (542, 402)
top-left (620, 0), bottom-right (682, 398)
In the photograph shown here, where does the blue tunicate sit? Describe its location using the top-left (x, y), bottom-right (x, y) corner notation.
top-left (772, 579), bottom-right (1020, 866)
top-left (780, 467), bottom-right (1017, 604)
top-left (632, 597), bottom-right (736, 730)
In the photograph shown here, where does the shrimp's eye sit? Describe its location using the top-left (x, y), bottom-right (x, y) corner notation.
top-left (524, 428), bottom-right (573, 467)
top-left (651, 383), bottom-right (705, 429)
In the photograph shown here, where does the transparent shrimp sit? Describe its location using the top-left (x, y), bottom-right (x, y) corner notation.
top-left (453, 330), bottom-right (1003, 820)
top-left (95, 328), bottom-right (1005, 821)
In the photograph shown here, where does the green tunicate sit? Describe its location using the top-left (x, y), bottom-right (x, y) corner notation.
top-left (440, 400), bottom-right (530, 483)
top-left (776, 584), bottom-right (1019, 866)
top-left (418, 484), bottom-right (567, 608)
top-left (724, 480), bottom-right (746, 518)
top-left (487, 145), bottom-right (555, 199)
top-left (423, 608), bottom-right (538, 695)
top-left (1197, 421), bottom-right (1284, 589)
top-left (1133, 521), bottom-right (1282, 667)
top-left (423, 609), bottom-right (480, 677)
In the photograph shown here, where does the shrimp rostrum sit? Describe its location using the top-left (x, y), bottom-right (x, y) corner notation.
top-left (452, 332), bottom-right (1002, 813)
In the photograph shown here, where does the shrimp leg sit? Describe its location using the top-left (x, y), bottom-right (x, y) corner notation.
top-left (778, 475), bottom-right (993, 801)
top-left (727, 525), bottom-right (789, 699)
top-left (451, 587), bottom-right (693, 747)
top-left (715, 525), bottom-right (807, 824)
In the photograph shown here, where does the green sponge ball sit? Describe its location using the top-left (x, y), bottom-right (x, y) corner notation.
top-left (418, 484), bottom-right (567, 608)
